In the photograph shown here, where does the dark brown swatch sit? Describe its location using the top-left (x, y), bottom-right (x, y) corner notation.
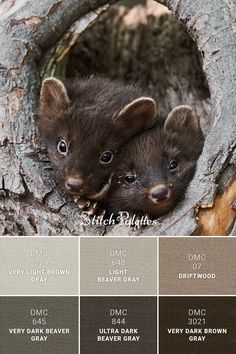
top-left (160, 296), bottom-right (236, 354)
top-left (80, 296), bottom-right (157, 354)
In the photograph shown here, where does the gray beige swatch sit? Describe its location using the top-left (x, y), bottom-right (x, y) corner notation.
top-left (80, 237), bottom-right (157, 295)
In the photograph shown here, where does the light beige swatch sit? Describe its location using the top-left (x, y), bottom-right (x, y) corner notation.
top-left (0, 237), bottom-right (78, 295)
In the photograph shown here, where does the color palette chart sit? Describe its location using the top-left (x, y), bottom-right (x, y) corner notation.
top-left (0, 236), bottom-right (235, 353)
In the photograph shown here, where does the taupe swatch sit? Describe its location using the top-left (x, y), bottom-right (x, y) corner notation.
top-left (160, 237), bottom-right (236, 295)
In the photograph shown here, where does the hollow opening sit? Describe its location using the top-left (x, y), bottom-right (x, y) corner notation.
top-left (42, 0), bottom-right (211, 135)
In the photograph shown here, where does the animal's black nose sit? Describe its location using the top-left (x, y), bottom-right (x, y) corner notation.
top-left (65, 177), bottom-right (83, 193)
top-left (150, 185), bottom-right (170, 203)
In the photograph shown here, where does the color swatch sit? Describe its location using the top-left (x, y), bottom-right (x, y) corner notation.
top-left (159, 237), bottom-right (236, 295)
top-left (160, 297), bottom-right (236, 354)
top-left (80, 237), bottom-right (157, 295)
top-left (0, 236), bottom-right (236, 353)
top-left (81, 296), bottom-right (157, 354)
top-left (0, 237), bottom-right (79, 295)
top-left (0, 297), bottom-right (78, 354)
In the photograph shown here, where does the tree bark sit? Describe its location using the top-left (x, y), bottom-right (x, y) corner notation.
top-left (0, 0), bottom-right (113, 235)
top-left (141, 0), bottom-right (236, 236)
top-left (0, 0), bottom-right (235, 236)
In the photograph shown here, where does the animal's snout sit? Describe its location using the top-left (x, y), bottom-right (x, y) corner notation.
top-left (65, 177), bottom-right (84, 194)
top-left (149, 184), bottom-right (171, 204)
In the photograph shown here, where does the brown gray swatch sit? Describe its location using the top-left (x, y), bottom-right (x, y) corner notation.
top-left (0, 296), bottom-right (78, 354)
top-left (160, 237), bottom-right (236, 295)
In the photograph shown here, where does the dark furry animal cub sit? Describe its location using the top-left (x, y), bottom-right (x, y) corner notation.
top-left (38, 77), bottom-right (157, 212)
top-left (107, 106), bottom-right (204, 217)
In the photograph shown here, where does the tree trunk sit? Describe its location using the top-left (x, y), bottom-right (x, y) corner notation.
top-left (0, 0), bottom-right (235, 236)
top-left (143, 0), bottom-right (236, 236)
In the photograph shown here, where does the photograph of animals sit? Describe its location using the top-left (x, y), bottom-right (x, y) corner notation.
top-left (0, 0), bottom-right (235, 236)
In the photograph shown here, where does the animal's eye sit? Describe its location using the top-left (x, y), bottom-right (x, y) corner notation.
top-left (57, 139), bottom-right (68, 156)
top-left (100, 151), bottom-right (113, 164)
top-left (169, 160), bottom-right (179, 171)
top-left (125, 175), bottom-right (136, 184)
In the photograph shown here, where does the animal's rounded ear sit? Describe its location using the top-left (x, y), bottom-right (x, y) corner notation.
top-left (39, 77), bottom-right (70, 113)
top-left (113, 97), bottom-right (158, 135)
top-left (164, 105), bottom-right (201, 135)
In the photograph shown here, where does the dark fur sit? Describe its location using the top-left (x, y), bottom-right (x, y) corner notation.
top-left (107, 106), bottom-right (204, 217)
top-left (38, 77), bottom-right (157, 200)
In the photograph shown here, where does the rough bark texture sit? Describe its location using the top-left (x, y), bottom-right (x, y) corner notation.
top-left (0, 0), bottom-right (113, 235)
top-left (0, 0), bottom-right (235, 236)
top-left (142, 0), bottom-right (236, 236)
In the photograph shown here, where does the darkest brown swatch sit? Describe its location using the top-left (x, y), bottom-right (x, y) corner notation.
top-left (160, 296), bottom-right (236, 354)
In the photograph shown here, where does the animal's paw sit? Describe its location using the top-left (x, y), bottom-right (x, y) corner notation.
top-left (74, 196), bottom-right (106, 217)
